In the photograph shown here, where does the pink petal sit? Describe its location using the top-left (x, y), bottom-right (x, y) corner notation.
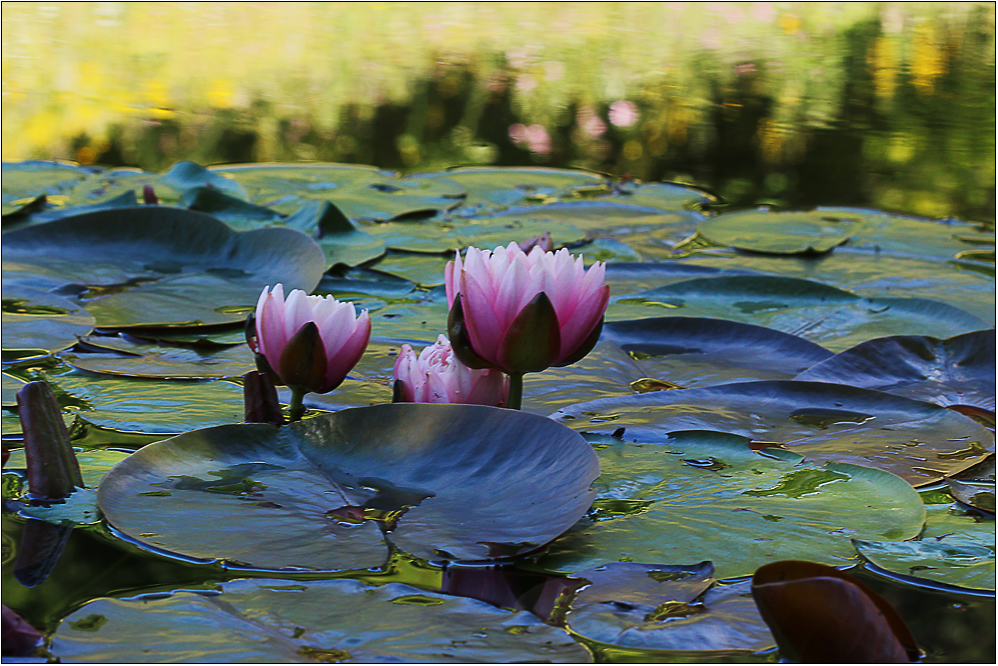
top-left (558, 284), bottom-right (610, 361)
top-left (323, 310), bottom-right (370, 388)
top-left (461, 280), bottom-right (502, 366)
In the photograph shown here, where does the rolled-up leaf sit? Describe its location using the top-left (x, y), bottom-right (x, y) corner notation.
top-left (17, 381), bottom-right (82, 499)
top-left (242, 371), bottom-right (285, 426)
top-left (751, 560), bottom-right (919, 663)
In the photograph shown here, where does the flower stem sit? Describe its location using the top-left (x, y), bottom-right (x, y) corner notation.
top-left (507, 372), bottom-right (524, 410)
top-left (288, 388), bottom-right (307, 422)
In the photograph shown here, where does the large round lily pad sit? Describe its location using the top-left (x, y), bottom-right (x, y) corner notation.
top-left (796, 330), bottom-right (996, 411)
top-left (535, 431), bottom-right (925, 579)
top-left (51, 578), bottom-right (591, 663)
top-left (2, 285), bottom-right (95, 358)
top-left (3, 206), bottom-right (325, 328)
top-left (613, 275), bottom-right (987, 352)
top-left (602, 317), bottom-right (833, 387)
top-left (696, 209), bottom-right (866, 255)
top-left (98, 404), bottom-right (600, 570)
top-left (552, 380), bottom-right (994, 486)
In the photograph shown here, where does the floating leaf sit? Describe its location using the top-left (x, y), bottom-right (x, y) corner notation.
top-left (3, 206), bottom-right (325, 328)
top-left (534, 431), bottom-right (925, 579)
top-left (180, 186), bottom-right (283, 229)
top-left (553, 380), bottom-right (993, 486)
top-left (697, 209), bottom-right (866, 254)
top-left (51, 578), bottom-right (591, 663)
top-left (796, 330), bottom-right (996, 411)
top-left (97, 404), bottom-right (600, 570)
top-left (285, 200), bottom-right (386, 268)
top-left (1, 286), bottom-right (95, 359)
top-left (602, 317), bottom-right (832, 387)
top-left (211, 163), bottom-right (465, 220)
top-left (946, 479), bottom-right (996, 514)
top-left (64, 335), bottom-right (255, 380)
top-left (614, 275), bottom-right (987, 352)
top-left (412, 166), bottom-right (605, 210)
top-left (854, 539), bottom-right (995, 592)
top-left (565, 562), bottom-right (775, 654)
top-left (751, 560), bottom-right (919, 662)
top-left (158, 161), bottom-right (247, 198)
top-left (1, 161), bottom-right (97, 214)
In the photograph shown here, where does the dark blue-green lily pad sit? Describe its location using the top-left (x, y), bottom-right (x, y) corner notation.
top-left (51, 578), bottom-right (591, 663)
top-left (854, 539), bottom-right (995, 592)
top-left (97, 404), bottom-right (600, 570)
top-left (535, 430), bottom-right (925, 579)
top-left (180, 186), bottom-right (283, 229)
top-left (602, 317), bottom-right (833, 387)
top-left (158, 161), bottom-right (247, 199)
top-left (563, 562), bottom-right (774, 655)
top-left (63, 334), bottom-right (255, 380)
top-left (2, 285), bottom-right (95, 359)
top-left (553, 380), bottom-right (994, 486)
top-left (796, 330), bottom-right (996, 411)
top-left (285, 200), bottom-right (386, 268)
top-left (613, 275), bottom-right (987, 351)
top-left (3, 206), bottom-right (325, 328)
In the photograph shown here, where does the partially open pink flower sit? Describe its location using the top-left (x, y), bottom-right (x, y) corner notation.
top-left (253, 284), bottom-right (370, 394)
top-left (393, 335), bottom-right (509, 406)
top-left (445, 243), bottom-right (610, 375)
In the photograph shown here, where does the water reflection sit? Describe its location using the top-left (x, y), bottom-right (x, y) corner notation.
top-left (1, 3), bottom-right (993, 221)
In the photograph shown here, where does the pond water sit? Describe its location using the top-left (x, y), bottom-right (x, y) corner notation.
top-left (1, 2), bottom-right (995, 663)
top-left (1, 2), bottom-right (994, 223)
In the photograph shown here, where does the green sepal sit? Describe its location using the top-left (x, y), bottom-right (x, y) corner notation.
top-left (553, 316), bottom-right (604, 367)
top-left (447, 295), bottom-right (497, 370)
top-left (17, 381), bottom-right (83, 500)
top-left (277, 321), bottom-right (328, 393)
top-left (500, 292), bottom-right (561, 374)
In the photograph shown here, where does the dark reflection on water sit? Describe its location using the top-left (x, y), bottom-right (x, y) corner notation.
top-left (2, 3), bottom-right (994, 222)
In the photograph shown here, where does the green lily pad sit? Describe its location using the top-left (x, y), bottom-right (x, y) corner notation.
top-left (602, 317), bottom-right (833, 387)
top-left (63, 335), bottom-right (255, 380)
top-left (3, 206), bottom-right (325, 328)
top-left (796, 330), bottom-right (995, 411)
top-left (32, 367), bottom-right (246, 434)
top-left (14, 190), bottom-right (140, 226)
top-left (946, 479), bottom-right (996, 514)
top-left (823, 207), bottom-right (988, 260)
top-left (565, 562), bottom-right (774, 654)
top-left (1, 161), bottom-right (97, 214)
top-left (3, 448), bottom-right (132, 525)
top-left (51, 578), bottom-right (591, 663)
top-left (552, 380), bottom-right (994, 486)
top-left (2, 285), bottom-right (95, 359)
top-left (285, 200), bottom-right (386, 268)
top-left (854, 539), bottom-right (995, 592)
top-left (158, 161), bottom-right (247, 199)
top-left (535, 431), bottom-right (925, 579)
top-left (97, 404), bottom-right (600, 570)
top-left (696, 209), bottom-right (866, 255)
top-left (180, 187), bottom-right (283, 229)
top-left (61, 168), bottom-right (160, 206)
top-left (2, 372), bottom-right (26, 408)
top-left (413, 166), bottom-right (605, 210)
top-left (211, 163), bottom-right (465, 220)
top-left (614, 275), bottom-right (987, 352)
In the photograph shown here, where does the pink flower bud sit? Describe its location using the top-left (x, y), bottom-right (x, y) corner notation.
top-left (253, 284), bottom-right (370, 394)
top-left (445, 243), bottom-right (610, 375)
top-left (393, 335), bottom-right (510, 407)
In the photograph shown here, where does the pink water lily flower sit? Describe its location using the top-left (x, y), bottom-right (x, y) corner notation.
top-left (253, 284), bottom-right (370, 397)
top-left (445, 243), bottom-right (610, 377)
top-left (393, 335), bottom-right (509, 407)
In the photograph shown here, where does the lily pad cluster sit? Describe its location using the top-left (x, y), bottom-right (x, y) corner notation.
top-left (2, 160), bottom-right (995, 662)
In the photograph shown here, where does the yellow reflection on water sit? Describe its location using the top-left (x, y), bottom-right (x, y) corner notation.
top-left (1, 2), bottom-right (994, 220)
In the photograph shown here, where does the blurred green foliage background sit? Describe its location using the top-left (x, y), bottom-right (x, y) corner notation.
top-left (2, 2), bottom-right (994, 220)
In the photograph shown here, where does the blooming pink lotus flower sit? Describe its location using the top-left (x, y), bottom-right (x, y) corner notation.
top-left (393, 335), bottom-right (509, 407)
top-left (445, 243), bottom-right (610, 378)
top-left (252, 284), bottom-right (370, 398)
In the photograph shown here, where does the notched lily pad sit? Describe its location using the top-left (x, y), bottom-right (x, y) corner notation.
top-left (797, 330), bottom-right (996, 412)
top-left (535, 430), bottom-right (925, 579)
top-left (614, 275), bottom-right (987, 352)
top-left (51, 578), bottom-right (591, 663)
top-left (697, 209), bottom-right (866, 255)
top-left (285, 200), bottom-right (386, 268)
top-left (3, 206), bottom-right (325, 328)
top-left (553, 380), bottom-right (994, 486)
top-left (97, 404), bottom-right (600, 570)
top-left (564, 561), bottom-right (775, 654)
top-left (603, 317), bottom-right (832, 387)
top-left (1, 286), bottom-right (96, 359)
